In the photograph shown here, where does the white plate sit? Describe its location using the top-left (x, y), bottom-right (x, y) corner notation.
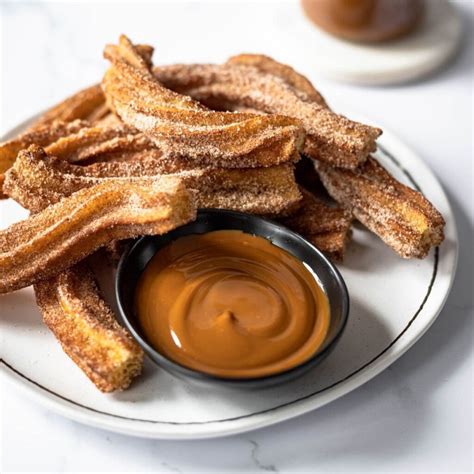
top-left (0, 114), bottom-right (457, 439)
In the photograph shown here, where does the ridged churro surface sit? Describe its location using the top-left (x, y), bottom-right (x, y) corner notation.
top-left (4, 145), bottom-right (300, 216)
top-left (155, 62), bottom-right (381, 169)
top-left (31, 85), bottom-right (106, 128)
top-left (282, 187), bottom-right (353, 260)
top-left (0, 167), bottom-right (195, 293)
top-left (226, 54), bottom-right (327, 105)
top-left (102, 36), bottom-right (304, 168)
top-left (315, 157), bottom-right (445, 258)
top-left (0, 120), bottom-right (88, 196)
top-left (35, 261), bottom-right (144, 392)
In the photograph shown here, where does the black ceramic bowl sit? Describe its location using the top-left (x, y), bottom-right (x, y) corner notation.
top-left (116, 209), bottom-right (349, 388)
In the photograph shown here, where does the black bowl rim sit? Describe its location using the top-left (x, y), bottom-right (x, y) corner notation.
top-left (116, 208), bottom-right (349, 384)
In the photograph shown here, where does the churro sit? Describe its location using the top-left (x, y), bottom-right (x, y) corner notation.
top-left (30, 85), bottom-right (106, 129)
top-left (154, 62), bottom-right (381, 168)
top-left (281, 187), bottom-right (352, 260)
top-left (44, 124), bottom-right (157, 164)
top-left (315, 157), bottom-right (445, 258)
top-left (35, 261), bottom-right (144, 392)
top-left (0, 119), bottom-right (87, 197)
top-left (226, 53), bottom-right (327, 105)
top-left (4, 145), bottom-right (301, 216)
top-left (102, 35), bottom-right (304, 168)
top-left (0, 170), bottom-right (195, 293)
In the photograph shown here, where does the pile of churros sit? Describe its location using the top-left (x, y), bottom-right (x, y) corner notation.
top-left (0, 35), bottom-right (445, 392)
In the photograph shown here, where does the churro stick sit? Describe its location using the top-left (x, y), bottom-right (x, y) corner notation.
top-left (0, 119), bottom-right (88, 197)
top-left (30, 85), bottom-right (106, 129)
top-left (44, 124), bottom-right (157, 164)
top-left (93, 112), bottom-right (123, 128)
top-left (0, 171), bottom-right (195, 293)
top-left (34, 261), bottom-right (144, 392)
top-left (281, 187), bottom-right (352, 261)
top-left (4, 146), bottom-right (301, 216)
top-left (154, 62), bottom-right (381, 169)
top-left (315, 157), bottom-right (445, 258)
top-left (226, 53), bottom-right (327, 105)
top-left (102, 35), bottom-right (304, 168)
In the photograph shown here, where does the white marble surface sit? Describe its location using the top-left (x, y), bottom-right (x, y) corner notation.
top-left (0, 1), bottom-right (472, 472)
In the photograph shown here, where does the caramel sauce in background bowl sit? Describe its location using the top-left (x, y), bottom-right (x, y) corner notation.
top-left (301, 0), bottom-right (424, 43)
top-left (116, 210), bottom-right (349, 388)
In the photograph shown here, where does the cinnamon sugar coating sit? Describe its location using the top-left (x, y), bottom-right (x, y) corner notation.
top-left (315, 157), bottom-right (445, 258)
top-left (0, 165), bottom-right (196, 293)
top-left (44, 123), bottom-right (151, 163)
top-left (281, 187), bottom-right (353, 260)
top-left (226, 54), bottom-right (327, 106)
top-left (35, 261), bottom-right (144, 392)
top-left (30, 85), bottom-right (106, 129)
top-left (102, 36), bottom-right (305, 168)
top-left (0, 119), bottom-right (88, 197)
top-left (4, 145), bottom-right (301, 216)
top-left (154, 62), bottom-right (381, 169)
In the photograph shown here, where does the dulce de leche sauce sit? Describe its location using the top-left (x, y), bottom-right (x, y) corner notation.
top-left (135, 230), bottom-right (330, 378)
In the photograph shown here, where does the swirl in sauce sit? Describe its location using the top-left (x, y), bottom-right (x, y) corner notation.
top-left (135, 230), bottom-right (330, 378)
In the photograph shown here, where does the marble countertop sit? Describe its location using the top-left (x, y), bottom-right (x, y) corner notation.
top-left (1, 1), bottom-right (472, 472)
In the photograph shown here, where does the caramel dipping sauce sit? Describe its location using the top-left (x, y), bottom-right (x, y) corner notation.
top-left (135, 230), bottom-right (331, 378)
top-left (301, 0), bottom-right (424, 43)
